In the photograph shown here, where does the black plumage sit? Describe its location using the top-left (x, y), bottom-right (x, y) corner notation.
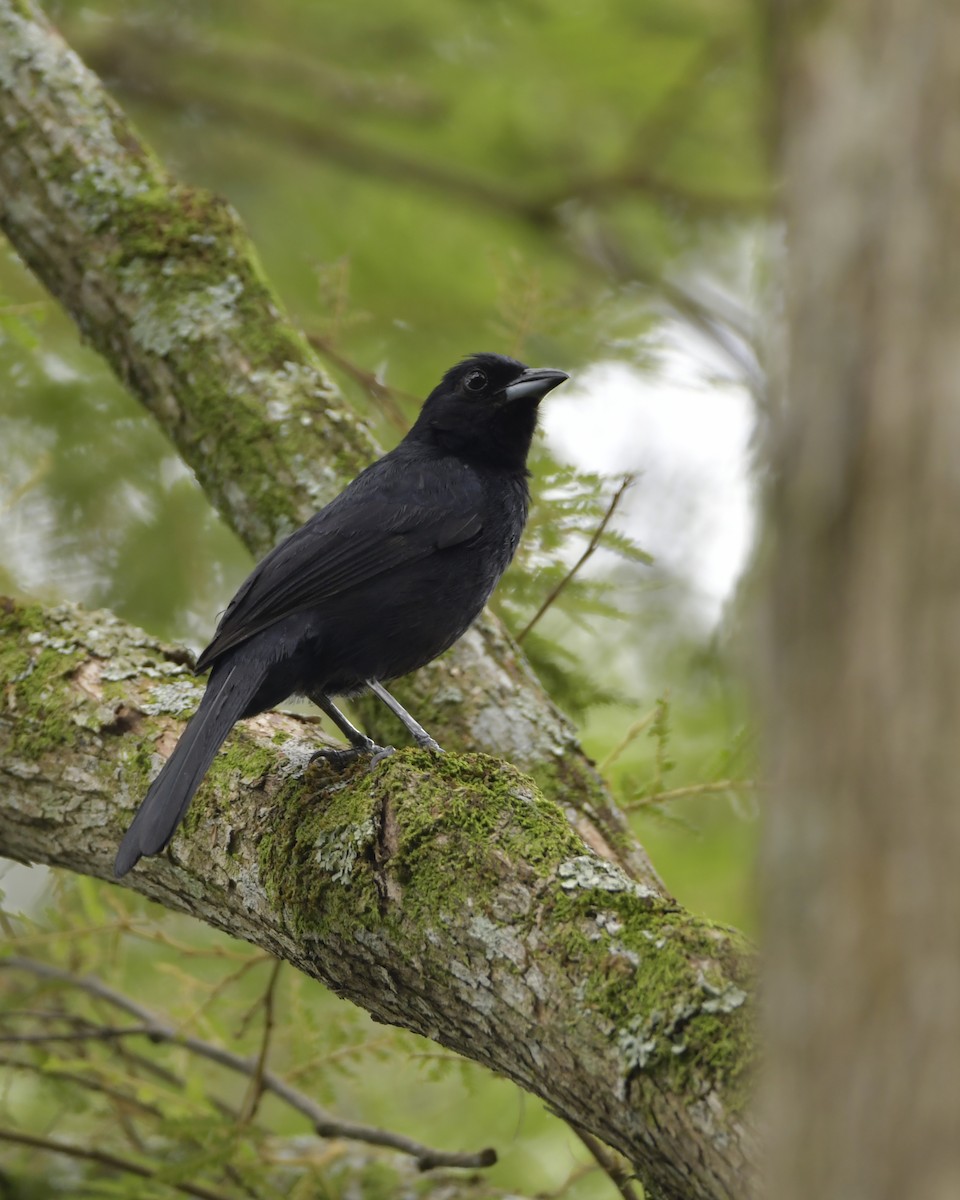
top-left (114, 353), bottom-right (569, 876)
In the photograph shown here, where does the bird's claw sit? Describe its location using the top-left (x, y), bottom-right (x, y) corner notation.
top-left (368, 745), bottom-right (396, 770)
top-left (311, 742), bottom-right (394, 771)
top-left (312, 736), bottom-right (441, 772)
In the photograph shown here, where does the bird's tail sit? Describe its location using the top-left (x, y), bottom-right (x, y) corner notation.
top-left (114, 663), bottom-right (258, 878)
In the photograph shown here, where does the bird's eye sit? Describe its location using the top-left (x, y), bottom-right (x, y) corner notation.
top-left (464, 370), bottom-right (487, 393)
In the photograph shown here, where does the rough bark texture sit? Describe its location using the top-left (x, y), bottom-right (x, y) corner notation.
top-left (0, 597), bottom-right (756, 1200)
top-left (0, 0), bottom-right (654, 886)
top-left (764, 4), bottom-right (960, 1198)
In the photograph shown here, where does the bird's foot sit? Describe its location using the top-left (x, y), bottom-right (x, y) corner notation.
top-left (311, 741), bottom-right (394, 771)
top-left (414, 735), bottom-right (444, 754)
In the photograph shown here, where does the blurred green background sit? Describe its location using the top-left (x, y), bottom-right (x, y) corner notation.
top-left (0, 0), bottom-right (765, 1194)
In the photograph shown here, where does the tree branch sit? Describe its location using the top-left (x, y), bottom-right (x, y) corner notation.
top-left (76, 25), bottom-right (765, 226)
top-left (0, 0), bottom-right (658, 889)
top-left (516, 475), bottom-right (635, 645)
top-left (0, 1126), bottom-right (234, 1200)
top-left (1, 956), bottom-right (493, 1170)
top-left (0, 597), bottom-right (755, 1200)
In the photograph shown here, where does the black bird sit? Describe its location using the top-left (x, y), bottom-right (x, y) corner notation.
top-left (114, 353), bottom-right (569, 876)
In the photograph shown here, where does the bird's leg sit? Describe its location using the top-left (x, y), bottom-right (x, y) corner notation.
top-left (367, 680), bottom-right (444, 753)
top-left (309, 692), bottom-right (394, 768)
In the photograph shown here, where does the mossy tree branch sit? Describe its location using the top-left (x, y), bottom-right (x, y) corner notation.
top-left (0, 0), bottom-right (655, 887)
top-left (0, 597), bottom-right (756, 1200)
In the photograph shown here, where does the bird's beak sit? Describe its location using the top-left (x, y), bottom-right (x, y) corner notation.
top-left (503, 367), bottom-right (570, 403)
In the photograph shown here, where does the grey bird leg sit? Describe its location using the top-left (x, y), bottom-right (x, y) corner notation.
top-left (368, 680), bottom-right (444, 753)
top-left (309, 692), bottom-right (393, 768)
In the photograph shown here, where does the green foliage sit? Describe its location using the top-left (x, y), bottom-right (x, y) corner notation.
top-left (500, 463), bottom-right (652, 628)
top-left (0, 888), bottom-right (599, 1197)
top-left (0, 324), bottom-right (251, 643)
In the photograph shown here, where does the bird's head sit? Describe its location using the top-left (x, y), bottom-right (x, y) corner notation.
top-left (408, 353), bottom-right (569, 471)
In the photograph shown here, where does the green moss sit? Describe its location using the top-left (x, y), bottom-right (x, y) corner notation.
top-left (216, 737), bottom-right (274, 785)
top-left (105, 184), bottom-right (312, 373)
top-left (0, 599), bottom-right (86, 759)
top-left (259, 763), bottom-right (384, 934)
top-left (112, 186), bottom-right (240, 264)
top-left (5, 45), bottom-right (376, 552)
top-left (257, 745), bottom-right (754, 1116)
top-left (180, 731), bottom-right (278, 841)
top-left (541, 868), bottom-right (754, 1113)
top-left (529, 754), bottom-right (637, 859)
top-left (391, 751), bottom-right (583, 917)
top-left (260, 750), bottom-right (562, 935)
top-left (83, 178), bottom-right (370, 547)
top-left (113, 735), bottom-right (160, 838)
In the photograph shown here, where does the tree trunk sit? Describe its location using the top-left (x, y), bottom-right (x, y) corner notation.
top-left (763, 4), bottom-right (960, 1197)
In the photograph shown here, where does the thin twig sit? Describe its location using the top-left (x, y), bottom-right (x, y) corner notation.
top-left (1, 957), bottom-right (495, 1171)
top-left (169, 951), bottom-right (271, 1036)
top-left (127, 926), bottom-right (266, 961)
top-left (626, 778), bottom-right (756, 810)
top-left (534, 1160), bottom-right (598, 1199)
top-left (598, 707), bottom-right (660, 772)
top-left (0, 1054), bottom-right (164, 1120)
top-left (516, 475), bottom-right (635, 644)
top-left (110, 1042), bottom-right (241, 1122)
top-left (1, 452), bottom-right (53, 514)
top-left (284, 1033), bottom-right (395, 1083)
top-left (238, 958), bottom-right (282, 1124)
top-left (306, 334), bottom-right (412, 432)
top-left (573, 1129), bottom-right (640, 1200)
top-left (0, 1025), bottom-right (153, 1043)
top-left (0, 1125), bottom-right (233, 1200)
top-left (0, 300), bottom-right (46, 316)
top-left (1, 919), bottom-right (148, 949)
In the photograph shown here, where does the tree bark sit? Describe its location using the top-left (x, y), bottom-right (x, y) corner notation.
top-left (763, 4), bottom-right (960, 1198)
top-left (0, 0), bottom-right (654, 887)
top-left (0, 597), bottom-right (755, 1200)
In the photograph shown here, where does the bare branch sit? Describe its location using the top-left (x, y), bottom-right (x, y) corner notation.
top-left (0, 1125), bottom-right (234, 1200)
top-left (0, 1024), bottom-right (154, 1044)
top-left (238, 958), bottom-right (283, 1125)
top-left (516, 475), bottom-right (635, 644)
top-left (306, 332), bottom-right (412, 432)
top-left (574, 1129), bottom-right (641, 1200)
top-left (1, 957), bottom-right (494, 1171)
top-left (627, 780), bottom-right (757, 810)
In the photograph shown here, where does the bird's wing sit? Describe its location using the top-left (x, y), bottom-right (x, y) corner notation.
top-left (195, 456), bottom-right (484, 672)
